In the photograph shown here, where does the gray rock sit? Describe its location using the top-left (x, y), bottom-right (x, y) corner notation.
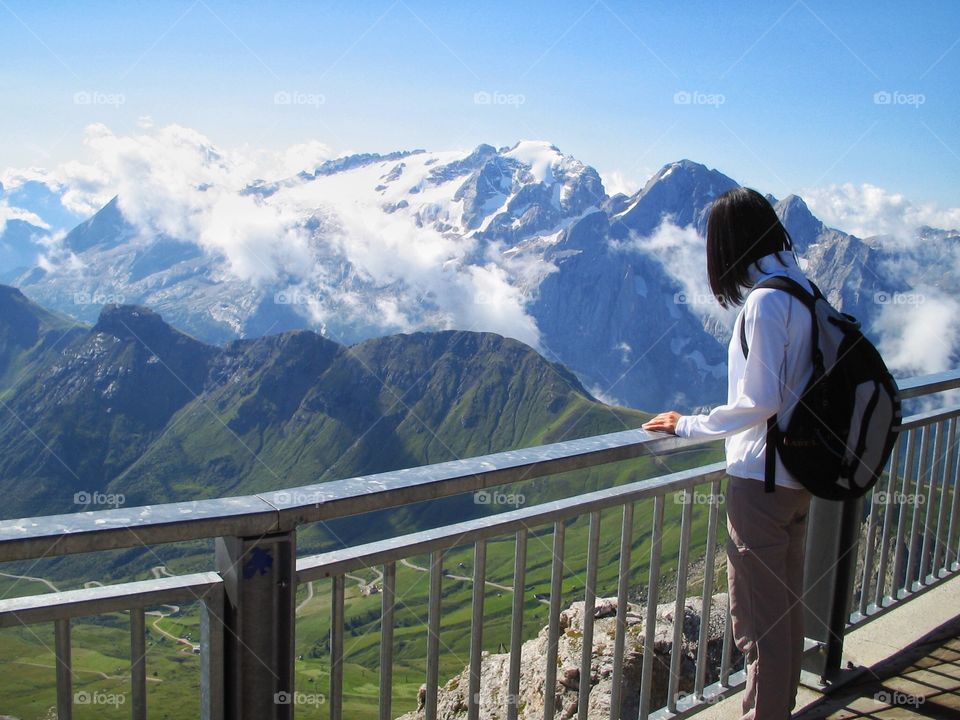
top-left (396, 594), bottom-right (733, 720)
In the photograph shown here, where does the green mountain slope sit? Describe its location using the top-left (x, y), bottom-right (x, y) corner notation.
top-left (0, 287), bottom-right (654, 528)
top-left (0, 301), bottom-right (219, 518)
top-left (0, 285), bottom-right (85, 396)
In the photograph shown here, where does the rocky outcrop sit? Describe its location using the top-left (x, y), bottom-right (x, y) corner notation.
top-left (398, 594), bottom-right (733, 720)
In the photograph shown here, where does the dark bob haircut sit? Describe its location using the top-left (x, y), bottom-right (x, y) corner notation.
top-left (706, 187), bottom-right (793, 308)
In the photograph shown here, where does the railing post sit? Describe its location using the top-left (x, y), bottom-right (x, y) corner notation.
top-left (801, 497), bottom-right (862, 682)
top-left (54, 617), bottom-right (73, 720)
top-left (201, 585), bottom-right (226, 720)
top-left (215, 531), bottom-right (296, 720)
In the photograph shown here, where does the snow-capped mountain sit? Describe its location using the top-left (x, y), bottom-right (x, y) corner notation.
top-left (6, 142), bottom-right (957, 411)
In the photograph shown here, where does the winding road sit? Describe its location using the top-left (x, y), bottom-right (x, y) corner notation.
top-left (147, 566), bottom-right (197, 655)
top-left (0, 570), bottom-right (60, 594)
top-left (399, 559), bottom-right (515, 593)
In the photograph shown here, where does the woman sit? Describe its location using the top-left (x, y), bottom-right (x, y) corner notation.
top-left (643, 187), bottom-right (813, 719)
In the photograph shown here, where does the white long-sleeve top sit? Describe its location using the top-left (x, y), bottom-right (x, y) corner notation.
top-left (674, 251), bottom-right (814, 489)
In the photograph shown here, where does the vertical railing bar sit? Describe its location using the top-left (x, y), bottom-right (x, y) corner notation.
top-left (467, 540), bottom-right (487, 720)
top-left (932, 417), bottom-right (956, 575)
top-left (667, 490), bottom-right (694, 711)
top-left (892, 427), bottom-right (919, 595)
top-left (507, 529), bottom-right (528, 720)
top-left (872, 433), bottom-right (903, 608)
top-left (719, 598), bottom-right (733, 686)
top-left (130, 607), bottom-right (147, 720)
top-left (944, 418), bottom-right (960, 572)
top-left (330, 574), bottom-right (345, 720)
top-left (610, 503), bottom-right (634, 720)
top-left (907, 424), bottom-right (933, 589)
top-left (577, 511), bottom-right (602, 720)
top-left (543, 521), bottom-right (566, 720)
top-left (919, 420), bottom-right (946, 583)
top-left (200, 586), bottom-right (225, 720)
top-left (379, 562), bottom-right (397, 720)
top-left (694, 479), bottom-right (721, 697)
top-left (859, 481), bottom-right (881, 613)
top-left (639, 495), bottom-right (665, 720)
top-left (425, 551), bottom-right (443, 720)
top-left (55, 617), bottom-right (72, 720)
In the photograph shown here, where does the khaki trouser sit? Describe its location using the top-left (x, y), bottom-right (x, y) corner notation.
top-left (726, 476), bottom-right (811, 720)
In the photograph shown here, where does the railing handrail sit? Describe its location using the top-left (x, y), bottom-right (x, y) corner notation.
top-left (295, 462), bottom-right (727, 582)
top-left (0, 461), bottom-right (733, 698)
top-left (896, 369), bottom-right (960, 399)
top-left (1, 368), bottom-right (958, 564)
top-left (0, 429), bottom-right (695, 562)
top-left (0, 571), bottom-right (222, 627)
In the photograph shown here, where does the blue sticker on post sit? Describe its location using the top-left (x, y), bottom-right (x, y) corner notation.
top-left (242, 547), bottom-right (274, 578)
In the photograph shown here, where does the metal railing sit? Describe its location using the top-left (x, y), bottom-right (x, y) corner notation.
top-left (852, 382), bottom-right (960, 622)
top-left (0, 369), bottom-right (958, 720)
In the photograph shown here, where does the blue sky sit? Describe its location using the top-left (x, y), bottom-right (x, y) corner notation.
top-left (2, 0), bottom-right (959, 207)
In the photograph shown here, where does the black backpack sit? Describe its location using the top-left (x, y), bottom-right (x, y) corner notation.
top-left (741, 276), bottom-right (901, 499)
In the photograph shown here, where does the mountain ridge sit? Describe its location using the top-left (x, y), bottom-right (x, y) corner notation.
top-left (5, 143), bottom-right (954, 410)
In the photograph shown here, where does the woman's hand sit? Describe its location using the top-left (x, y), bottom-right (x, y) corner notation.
top-left (642, 411), bottom-right (681, 435)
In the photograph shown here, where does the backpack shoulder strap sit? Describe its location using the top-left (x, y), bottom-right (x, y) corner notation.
top-left (739, 275), bottom-right (817, 359)
top-left (738, 274), bottom-right (819, 493)
top-left (751, 275), bottom-right (816, 310)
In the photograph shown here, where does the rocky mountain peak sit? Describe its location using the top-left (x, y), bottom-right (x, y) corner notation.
top-left (610, 160), bottom-right (738, 239)
top-left (775, 194), bottom-right (825, 252)
top-left (93, 304), bottom-right (178, 344)
top-left (63, 195), bottom-right (132, 253)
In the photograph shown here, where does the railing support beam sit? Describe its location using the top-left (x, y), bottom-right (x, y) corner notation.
top-left (802, 497), bottom-right (862, 682)
top-left (215, 531), bottom-right (296, 720)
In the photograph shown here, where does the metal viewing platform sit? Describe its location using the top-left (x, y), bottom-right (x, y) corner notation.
top-left (0, 369), bottom-right (958, 720)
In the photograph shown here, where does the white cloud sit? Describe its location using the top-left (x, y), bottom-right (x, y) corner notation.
top-left (614, 218), bottom-right (738, 332)
top-left (0, 200), bottom-right (49, 234)
top-left (1, 166), bottom-right (62, 191)
top-left (600, 170), bottom-right (642, 197)
top-left (308, 197), bottom-right (543, 347)
top-left (802, 183), bottom-right (960, 241)
top-left (873, 287), bottom-right (960, 376)
top-left (29, 122), bottom-right (544, 348)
